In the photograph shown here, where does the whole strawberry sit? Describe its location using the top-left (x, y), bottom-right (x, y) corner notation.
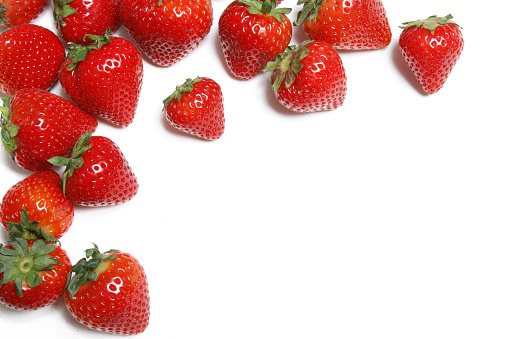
top-left (53, 0), bottom-right (121, 44)
top-left (65, 244), bottom-right (150, 335)
top-left (399, 14), bottom-right (464, 94)
top-left (59, 30), bottom-right (143, 127)
top-left (0, 89), bottom-right (98, 171)
top-left (264, 40), bottom-right (347, 113)
top-left (1, 170), bottom-right (73, 239)
top-left (0, 0), bottom-right (47, 27)
top-left (163, 77), bottom-right (225, 140)
top-left (294, 0), bottom-right (391, 50)
top-left (219, 0), bottom-right (292, 80)
top-left (0, 24), bottom-right (65, 96)
top-left (0, 238), bottom-right (71, 310)
top-left (120, 0), bottom-right (213, 67)
top-left (49, 132), bottom-right (139, 206)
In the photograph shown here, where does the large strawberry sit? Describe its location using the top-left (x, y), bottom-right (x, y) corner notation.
top-left (163, 77), bottom-right (225, 140)
top-left (264, 40), bottom-right (347, 113)
top-left (218, 0), bottom-right (292, 80)
top-left (119, 0), bottom-right (213, 67)
top-left (53, 0), bottom-right (121, 44)
top-left (0, 89), bottom-right (98, 171)
top-left (1, 170), bottom-right (73, 239)
top-left (49, 132), bottom-right (139, 206)
top-left (399, 14), bottom-right (464, 94)
top-left (59, 30), bottom-right (143, 127)
top-left (0, 0), bottom-right (47, 27)
top-left (65, 244), bottom-right (150, 335)
top-left (294, 0), bottom-right (391, 50)
top-left (0, 24), bottom-right (66, 96)
top-left (0, 238), bottom-right (71, 310)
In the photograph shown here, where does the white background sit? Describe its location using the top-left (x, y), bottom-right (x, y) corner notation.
top-left (1, 0), bottom-right (508, 338)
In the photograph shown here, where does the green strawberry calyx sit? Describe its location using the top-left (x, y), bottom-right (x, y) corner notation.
top-left (6, 208), bottom-right (59, 244)
top-left (0, 238), bottom-right (61, 297)
top-left (163, 77), bottom-right (203, 108)
top-left (399, 14), bottom-right (461, 35)
top-left (65, 28), bottom-right (113, 70)
top-left (48, 131), bottom-right (93, 194)
top-left (263, 40), bottom-right (312, 92)
top-left (0, 6), bottom-right (7, 25)
top-left (66, 244), bottom-right (117, 299)
top-left (236, 0), bottom-right (291, 23)
top-left (0, 96), bottom-right (19, 160)
top-left (53, 0), bottom-right (78, 31)
top-left (294, 0), bottom-right (323, 26)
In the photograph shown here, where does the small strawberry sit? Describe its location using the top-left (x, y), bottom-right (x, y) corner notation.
top-left (264, 40), bottom-right (347, 113)
top-left (119, 0), bottom-right (213, 67)
top-left (0, 238), bottom-right (71, 310)
top-left (0, 89), bottom-right (98, 172)
top-left (65, 244), bottom-right (150, 335)
top-left (1, 170), bottom-right (73, 239)
top-left (49, 132), bottom-right (139, 206)
top-left (294, 0), bottom-right (392, 50)
top-left (163, 77), bottom-right (225, 140)
top-left (218, 0), bottom-right (292, 80)
top-left (59, 30), bottom-right (143, 127)
top-left (53, 0), bottom-right (121, 44)
top-left (0, 0), bottom-right (48, 27)
top-left (0, 24), bottom-right (66, 96)
top-left (399, 14), bottom-right (464, 94)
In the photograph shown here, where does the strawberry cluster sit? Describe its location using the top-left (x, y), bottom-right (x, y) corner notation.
top-left (0, 0), bottom-right (464, 336)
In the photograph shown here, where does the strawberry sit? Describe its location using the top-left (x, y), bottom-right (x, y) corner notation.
top-left (53, 0), bottom-right (121, 44)
top-left (0, 89), bottom-right (98, 172)
top-left (49, 132), bottom-right (139, 206)
top-left (218, 0), bottom-right (292, 80)
top-left (0, 238), bottom-right (71, 310)
top-left (294, 0), bottom-right (392, 50)
top-left (0, 24), bottom-right (66, 96)
top-left (264, 40), bottom-right (347, 113)
top-left (399, 14), bottom-right (464, 94)
top-left (163, 77), bottom-right (225, 140)
top-left (1, 170), bottom-right (74, 239)
top-left (0, 0), bottom-right (47, 27)
top-left (119, 0), bottom-right (213, 67)
top-left (59, 30), bottom-right (143, 127)
top-left (65, 244), bottom-right (150, 335)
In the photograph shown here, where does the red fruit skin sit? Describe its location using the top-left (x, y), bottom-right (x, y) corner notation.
top-left (64, 251), bottom-right (150, 335)
top-left (55, 0), bottom-right (121, 44)
top-left (0, 169), bottom-right (74, 238)
top-left (0, 0), bottom-right (48, 27)
top-left (7, 88), bottom-right (98, 171)
top-left (0, 24), bottom-right (65, 96)
top-left (165, 78), bottom-right (225, 140)
top-left (302, 0), bottom-right (391, 50)
top-left (399, 24), bottom-right (464, 94)
top-left (275, 41), bottom-right (347, 113)
top-left (59, 37), bottom-right (143, 127)
top-left (0, 241), bottom-right (72, 311)
top-left (219, 1), bottom-right (292, 79)
top-left (119, 0), bottom-right (213, 67)
top-left (64, 136), bottom-right (139, 206)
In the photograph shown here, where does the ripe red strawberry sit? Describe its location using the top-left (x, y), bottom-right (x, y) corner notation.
top-left (0, 238), bottom-right (71, 310)
top-left (49, 132), bottom-right (139, 206)
top-left (0, 89), bottom-right (98, 171)
top-left (0, 24), bottom-right (65, 96)
top-left (294, 0), bottom-right (392, 50)
top-left (264, 40), bottom-right (347, 113)
top-left (399, 14), bottom-right (464, 94)
top-left (1, 170), bottom-right (74, 239)
top-left (59, 30), bottom-right (143, 127)
top-left (65, 244), bottom-right (150, 335)
top-left (119, 0), bottom-right (213, 67)
top-left (53, 0), bottom-right (121, 44)
top-left (0, 0), bottom-right (47, 27)
top-left (163, 77), bottom-right (225, 140)
top-left (218, 0), bottom-right (292, 80)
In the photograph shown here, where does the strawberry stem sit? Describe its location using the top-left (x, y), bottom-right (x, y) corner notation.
top-left (399, 14), bottom-right (461, 35)
top-left (294, 0), bottom-right (323, 26)
top-left (236, 0), bottom-right (291, 23)
top-left (6, 208), bottom-right (59, 244)
top-left (0, 96), bottom-right (19, 160)
top-left (65, 28), bottom-right (113, 70)
top-left (163, 77), bottom-right (203, 108)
